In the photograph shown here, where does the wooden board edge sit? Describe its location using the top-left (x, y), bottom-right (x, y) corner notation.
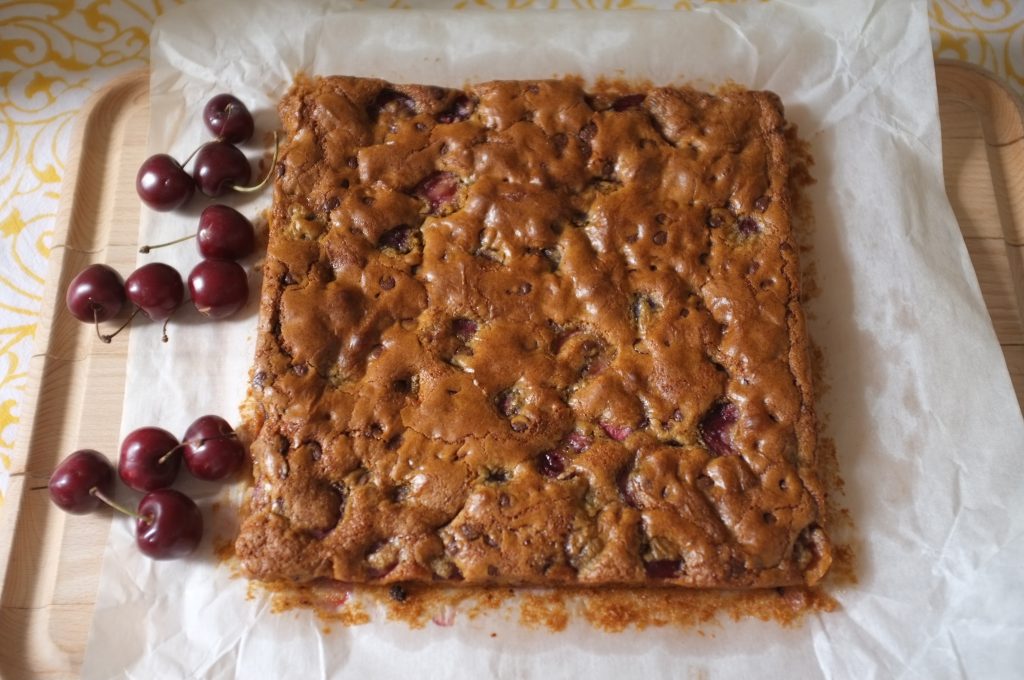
top-left (0, 67), bottom-right (149, 632)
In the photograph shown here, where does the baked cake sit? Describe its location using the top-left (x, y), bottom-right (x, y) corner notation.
top-left (235, 75), bottom-right (832, 588)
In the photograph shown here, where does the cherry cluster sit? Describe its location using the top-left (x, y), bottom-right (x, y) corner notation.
top-left (48, 415), bottom-right (244, 560)
top-left (137, 94), bottom-right (262, 211)
top-left (65, 94), bottom-right (271, 342)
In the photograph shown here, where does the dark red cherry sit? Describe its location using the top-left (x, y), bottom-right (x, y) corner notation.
top-left (193, 141), bottom-right (251, 197)
top-left (135, 489), bottom-right (203, 559)
top-left (566, 432), bottom-right (592, 452)
top-left (125, 263), bottom-right (185, 321)
top-left (66, 264), bottom-right (125, 323)
top-left (738, 216), bottom-right (760, 236)
top-left (437, 96), bottom-right (474, 124)
top-left (414, 172), bottom-right (458, 214)
top-left (197, 205), bottom-right (256, 260)
top-left (452, 317), bottom-right (477, 342)
top-left (612, 94), bottom-right (645, 111)
top-left (203, 94), bottom-right (255, 144)
top-left (537, 450), bottom-right (565, 478)
top-left (136, 154), bottom-right (195, 212)
top-left (644, 559), bottom-right (682, 579)
top-left (699, 401), bottom-right (739, 456)
top-left (48, 449), bottom-right (115, 514)
top-left (182, 415), bottom-right (245, 481)
top-left (188, 259), bottom-right (249, 319)
top-left (378, 225), bottom-right (416, 254)
top-left (600, 421), bottom-right (633, 442)
top-left (119, 426), bottom-right (181, 492)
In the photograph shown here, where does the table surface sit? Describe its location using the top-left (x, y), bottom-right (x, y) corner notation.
top-left (0, 0), bottom-right (1021, 503)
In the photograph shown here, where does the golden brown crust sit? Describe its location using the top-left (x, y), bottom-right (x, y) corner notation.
top-left (236, 75), bottom-right (831, 588)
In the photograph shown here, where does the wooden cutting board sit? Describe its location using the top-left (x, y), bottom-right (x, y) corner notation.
top-left (0, 61), bottom-right (1021, 678)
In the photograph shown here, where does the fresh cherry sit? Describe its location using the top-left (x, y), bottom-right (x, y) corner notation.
top-left (48, 449), bottom-right (116, 514)
top-left (66, 264), bottom-right (126, 323)
top-left (136, 153), bottom-right (195, 211)
top-left (135, 489), bottom-right (203, 559)
top-left (119, 426), bottom-right (181, 492)
top-left (139, 205), bottom-right (256, 261)
top-left (197, 205), bottom-right (256, 259)
top-left (125, 263), bottom-right (185, 321)
top-left (182, 415), bottom-right (244, 481)
top-left (203, 94), bottom-right (255, 144)
top-left (188, 259), bottom-right (249, 319)
top-left (193, 141), bottom-right (251, 197)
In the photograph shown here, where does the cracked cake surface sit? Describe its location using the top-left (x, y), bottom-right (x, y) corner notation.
top-left (235, 74), bottom-right (832, 588)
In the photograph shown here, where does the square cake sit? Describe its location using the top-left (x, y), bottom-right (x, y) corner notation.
top-left (235, 75), bottom-right (832, 588)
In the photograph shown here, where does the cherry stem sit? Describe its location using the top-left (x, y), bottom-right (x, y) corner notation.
top-left (181, 143), bottom-right (203, 169)
top-left (93, 305), bottom-right (104, 343)
top-left (157, 431), bottom-right (238, 465)
top-left (232, 131), bottom-right (279, 194)
top-left (160, 301), bottom-right (186, 343)
top-left (90, 487), bottom-right (147, 523)
top-left (216, 103), bottom-right (239, 142)
top-left (140, 233), bottom-right (195, 254)
top-left (100, 306), bottom-right (140, 343)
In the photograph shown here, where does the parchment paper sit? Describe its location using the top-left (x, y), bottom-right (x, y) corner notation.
top-left (82, 1), bottom-right (1024, 677)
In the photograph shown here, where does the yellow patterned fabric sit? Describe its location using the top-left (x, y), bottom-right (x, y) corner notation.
top-left (0, 0), bottom-right (1021, 501)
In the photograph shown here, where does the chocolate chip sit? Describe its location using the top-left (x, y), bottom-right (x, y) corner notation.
top-left (517, 282), bottom-right (532, 295)
top-left (485, 468), bottom-right (509, 483)
top-left (653, 230), bottom-right (667, 245)
top-left (308, 441), bottom-right (323, 461)
top-left (276, 162), bottom-right (286, 178)
top-left (754, 195), bottom-right (771, 212)
top-left (655, 213), bottom-right (667, 225)
top-left (579, 121), bottom-right (597, 143)
top-left (552, 132), bottom-right (568, 153)
top-left (253, 371), bottom-right (267, 389)
top-left (346, 156), bottom-right (358, 169)
top-left (380, 275), bottom-right (396, 291)
top-left (292, 363), bottom-right (308, 376)
top-left (323, 196), bottom-right (340, 213)
top-left (389, 584), bottom-right (407, 602)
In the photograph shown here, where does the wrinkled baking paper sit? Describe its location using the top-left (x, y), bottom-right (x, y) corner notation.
top-left (81, 1), bottom-right (1024, 678)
